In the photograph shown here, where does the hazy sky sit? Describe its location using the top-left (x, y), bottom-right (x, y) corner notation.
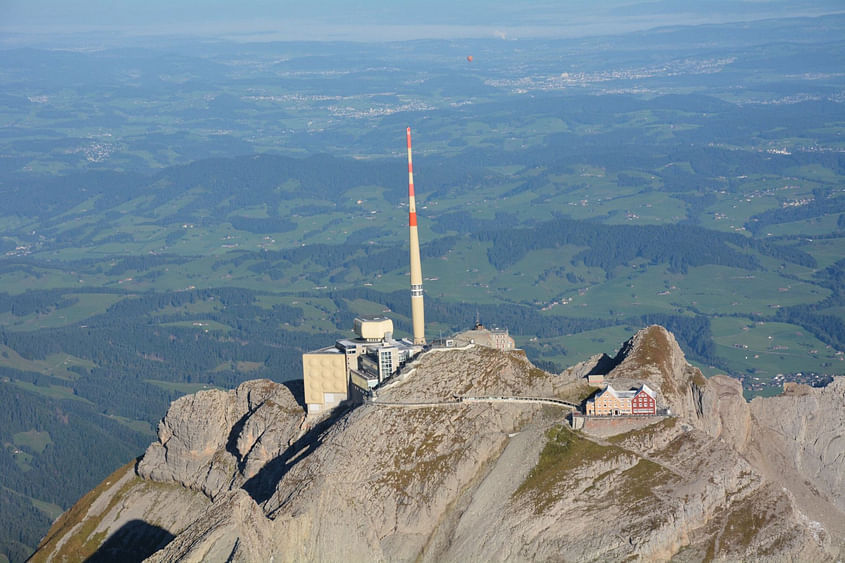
top-left (2, 0), bottom-right (843, 41)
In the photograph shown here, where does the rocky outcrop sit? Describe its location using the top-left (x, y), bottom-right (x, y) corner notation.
top-left (749, 378), bottom-right (845, 512)
top-left (146, 489), bottom-right (277, 563)
top-left (29, 462), bottom-right (210, 563)
top-left (599, 326), bottom-right (753, 450)
top-left (31, 379), bottom-right (305, 563)
top-left (137, 379), bottom-right (304, 499)
top-left (31, 326), bottom-right (845, 562)
top-left (744, 377), bottom-right (845, 550)
top-left (689, 374), bottom-right (752, 452)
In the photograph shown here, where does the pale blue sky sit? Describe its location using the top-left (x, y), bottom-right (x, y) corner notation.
top-left (1, 0), bottom-right (843, 41)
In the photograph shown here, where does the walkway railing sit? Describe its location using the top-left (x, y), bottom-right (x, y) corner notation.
top-left (368, 395), bottom-right (579, 410)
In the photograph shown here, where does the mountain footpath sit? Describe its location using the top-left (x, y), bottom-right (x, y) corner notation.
top-left (29, 326), bottom-right (845, 561)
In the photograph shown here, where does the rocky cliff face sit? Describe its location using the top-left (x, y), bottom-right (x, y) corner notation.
top-left (137, 379), bottom-right (304, 499)
top-left (30, 326), bottom-right (845, 562)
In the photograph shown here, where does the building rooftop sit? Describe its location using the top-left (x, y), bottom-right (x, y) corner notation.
top-left (336, 338), bottom-right (367, 348)
top-left (639, 384), bottom-right (657, 399)
top-left (305, 346), bottom-right (343, 355)
top-left (605, 385), bottom-right (637, 399)
top-left (600, 383), bottom-right (658, 400)
top-left (354, 316), bottom-right (394, 341)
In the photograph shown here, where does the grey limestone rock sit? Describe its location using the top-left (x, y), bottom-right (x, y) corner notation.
top-left (145, 489), bottom-right (277, 563)
top-left (30, 327), bottom-right (845, 562)
top-left (137, 379), bottom-right (304, 499)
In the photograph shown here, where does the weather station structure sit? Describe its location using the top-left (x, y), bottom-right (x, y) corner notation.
top-left (301, 127), bottom-right (428, 416)
top-left (452, 319), bottom-right (515, 351)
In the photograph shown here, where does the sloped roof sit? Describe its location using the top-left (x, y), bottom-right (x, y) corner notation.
top-left (601, 383), bottom-right (657, 400)
top-left (636, 384), bottom-right (657, 399)
top-left (602, 385), bottom-right (637, 399)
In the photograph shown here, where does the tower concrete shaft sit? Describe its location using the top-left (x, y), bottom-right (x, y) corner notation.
top-left (406, 127), bottom-right (426, 345)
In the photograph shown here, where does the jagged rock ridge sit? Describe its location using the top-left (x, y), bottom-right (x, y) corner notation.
top-left (30, 326), bottom-right (845, 562)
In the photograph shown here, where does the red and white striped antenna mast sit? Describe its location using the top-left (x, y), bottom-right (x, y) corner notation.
top-left (406, 127), bottom-right (426, 345)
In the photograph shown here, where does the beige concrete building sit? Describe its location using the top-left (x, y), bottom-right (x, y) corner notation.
top-left (303, 316), bottom-right (422, 415)
top-left (354, 317), bottom-right (394, 342)
top-left (303, 347), bottom-right (348, 415)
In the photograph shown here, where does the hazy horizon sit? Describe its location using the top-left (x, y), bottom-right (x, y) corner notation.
top-left (2, 0), bottom-right (844, 44)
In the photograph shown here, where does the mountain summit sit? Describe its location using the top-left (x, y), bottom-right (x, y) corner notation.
top-left (31, 326), bottom-right (845, 561)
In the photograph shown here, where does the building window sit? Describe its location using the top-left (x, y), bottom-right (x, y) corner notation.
top-left (379, 352), bottom-right (393, 376)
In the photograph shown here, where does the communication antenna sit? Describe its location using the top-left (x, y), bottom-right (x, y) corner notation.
top-left (407, 127), bottom-right (426, 345)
